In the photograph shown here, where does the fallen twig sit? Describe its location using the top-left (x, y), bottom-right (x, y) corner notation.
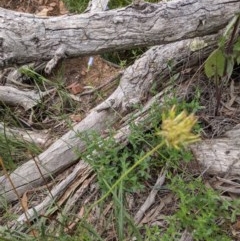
top-left (134, 170), bottom-right (166, 224)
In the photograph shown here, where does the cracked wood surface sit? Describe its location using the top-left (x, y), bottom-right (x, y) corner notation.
top-left (191, 126), bottom-right (240, 176)
top-left (0, 0), bottom-right (240, 68)
top-left (0, 123), bottom-right (49, 147)
top-left (0, 85), bottom-right (54, 110)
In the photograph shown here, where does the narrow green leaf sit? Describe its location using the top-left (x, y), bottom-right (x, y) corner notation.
top-left (226, 58), bottom-right (234, 79)
top-left (223, 15), bottom-right (239, 39)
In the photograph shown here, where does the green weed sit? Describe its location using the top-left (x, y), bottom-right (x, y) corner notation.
top-left (204, 14), bottom-right (240, 115)
top-left (0, 132), bottom-right (41, 170)
top-left (78, 101), bottom-right (200, 240)
top-left (61, 0), bottom-right (89, 13)
top-left (161, 175), bottom-right (239, 241)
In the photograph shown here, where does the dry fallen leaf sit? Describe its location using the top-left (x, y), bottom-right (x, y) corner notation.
top-left (36, 7), bottom-right (52, 16)
top-left (232, 219), bottom-right (240, 237)
top-left (70, 114), bottom-right (82, 122)
top-left (67, 82), bottom-right (84, 95)
top-left (59, 0), bottom-right (69, 14)
top-left (21, 191), bottom-right (28, 212)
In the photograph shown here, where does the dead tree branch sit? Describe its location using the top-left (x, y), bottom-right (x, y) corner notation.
top-left (0, 0), bottom-right (239, 70)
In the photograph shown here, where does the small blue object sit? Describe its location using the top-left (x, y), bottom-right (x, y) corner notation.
top-left (87, 56), bottom-right (94, 71)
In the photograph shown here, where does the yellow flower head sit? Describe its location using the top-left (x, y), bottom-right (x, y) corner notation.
top-left (157, 106), bottom-right (200, 149)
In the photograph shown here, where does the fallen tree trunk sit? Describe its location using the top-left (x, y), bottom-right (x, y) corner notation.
top-left (0, 86), bottom-right (54, 110)
top-left (0, 0), bottom-right (239, 70)
top-left (0, 123), bottom-right (49, 147)
top-left (191, 126), bottom-right (240, 176)
top-left (0, 32), bottom-right (223, 205)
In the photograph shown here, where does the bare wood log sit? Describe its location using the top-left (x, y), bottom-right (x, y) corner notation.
top-left (0, 86), bottom-right (54, 110)
top-left (84, 0), bottom-right (110, 13)
top-left (44, 0), bottom-right (110, 73)
top-left (0, 123), bottom-right (49, 147)
top-left (0, 34), bottom-right (218, 205)
top-left (88, 0), bottom-right (109, 12)
top-left (190, 125), bottom-right (240, 176)
top-left (0, 0), bottom-right (239, 69)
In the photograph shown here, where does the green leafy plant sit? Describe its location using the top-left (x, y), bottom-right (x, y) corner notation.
top-left (204, 14), bottom-right (240, 115)
top-left (62, 0), bottom-right (89, 13)
top-left (0, 133), bottom-right (41, 170)
top-left (78, 102), bottom-right (200, 239)
top-left (81, 130), bottom-right (151, 194)
top-left (143, 225), bottom-right (162, 241)
top-left (19, 66), bottom-right (79, 120)
top-left (161, 175), bottom-right (239, 241)
top-left (0, 115), bottom-right (42, 170)
top-left (80, 127), bottom-right (153, 240)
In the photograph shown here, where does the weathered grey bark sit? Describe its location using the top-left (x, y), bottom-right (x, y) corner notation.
top-left (0, 34), bottom-right (218, 205)
top-left (0, 86), bottom-right (54, 110)
top-left (191, 125), bottom-right (240, 176)
top-left (0, 123), bottom-right (49, 147)
top-left (0, 0), bottom-right (239, 70)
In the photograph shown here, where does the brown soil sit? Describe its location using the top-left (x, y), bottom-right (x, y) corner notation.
top-left (0, 0), bottom-right (68, 15)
